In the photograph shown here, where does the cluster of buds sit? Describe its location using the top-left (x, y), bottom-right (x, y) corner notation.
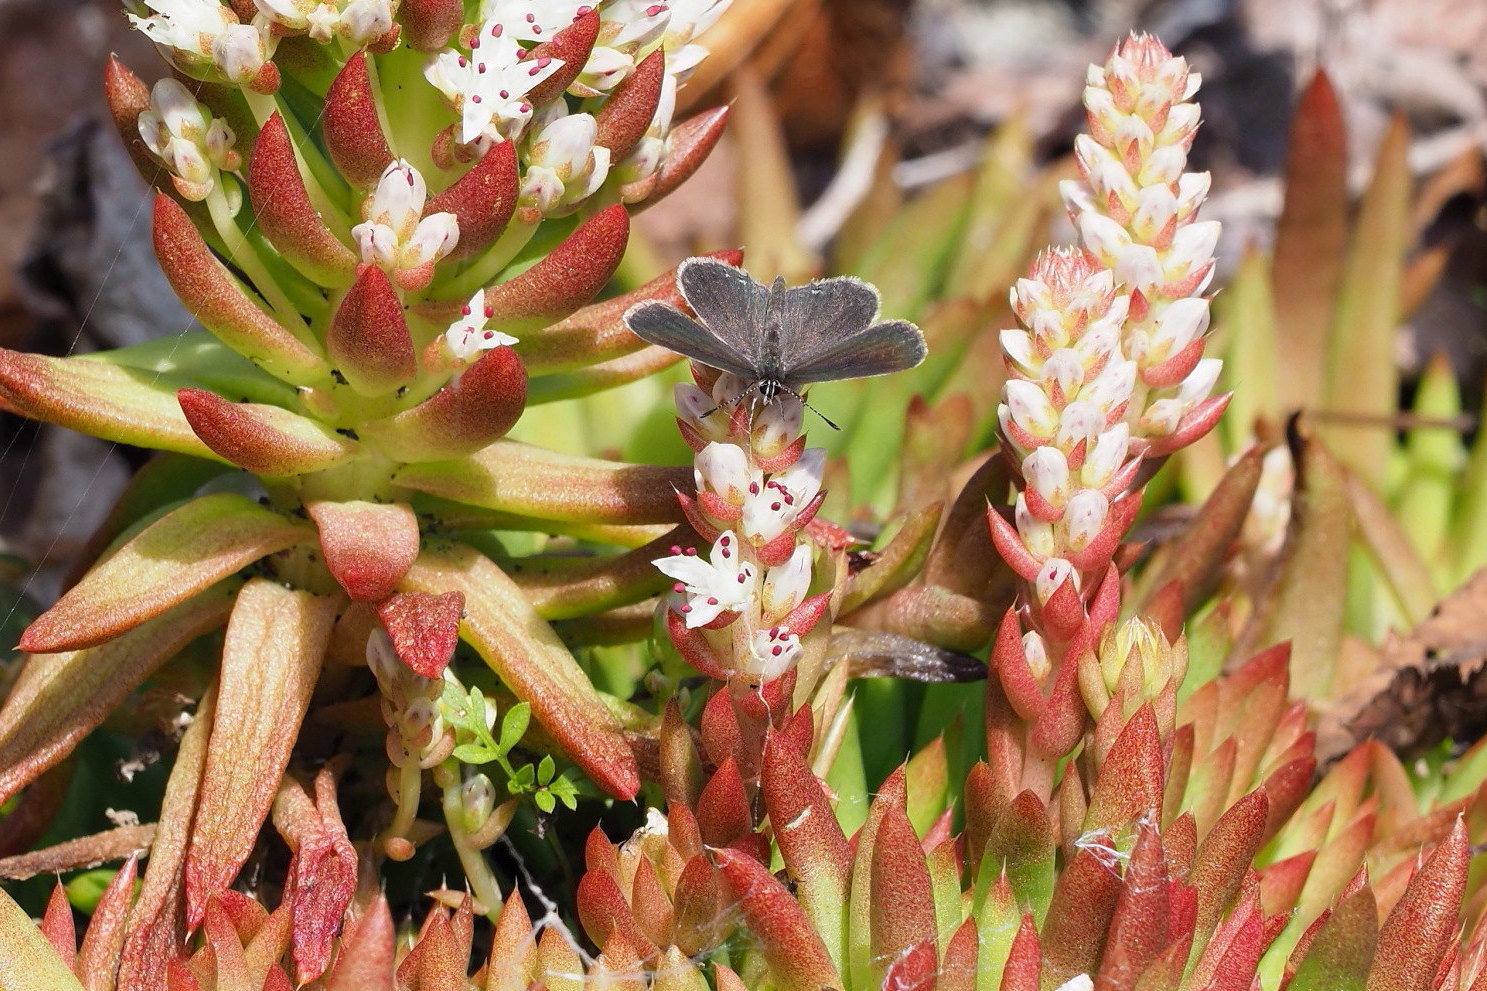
top-left (654, 371), bottom-right (837, 687)
top-left (127, 0), bottom-right (280, 92)
top-left (135, 77), bottom-right (241, 203)
top-left (987, 34), bottom-right (1229, 781)
top-left (1061, 33), bottom-right (1227, 454)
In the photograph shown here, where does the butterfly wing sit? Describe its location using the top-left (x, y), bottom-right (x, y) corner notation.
top-left (770, 275), bottom-right (925, 384)
top-left (622, 300), bottom-right (760, 380)
top-left (677, 257), bottom-right (771, 360)
top-left (781, 318), bottom-right (927, 385)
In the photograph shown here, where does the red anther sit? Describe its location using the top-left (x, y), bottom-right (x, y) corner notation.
top-left (680, 603), bottom-right (692, 612)
top-left (519, 102), bottom-right (531, 112)
top-left (646, 4), bottom-right (665, 14)
top-left (525, 12), bottom-right (535, 21)
top-left (491, 23), bottom-right (501, 35)
top-left (471, 94), bottom-right (482, 103)
top-left (482, 331), bottom-right (494, 340)
top-left (498, 88), bottom-right (508, 97)
top-left (707, 597), bottom-right (718, 606)
top-left (478, 63), bottom-right (487, 73)
top-left (461, 304), bottom-right (472, 316)
top-left (683, 547), bottom-right (697, 556)
top-left (736, 574), bottom-right (746, 583)
top-left (483, 305), bottom-right (494, 318)
top-left (748, 482), bottom-right (759, 495)
top-left (457, 55), bottom-right (468, 67)
top-left (770, 502), bottom-right (781, 511)
top-left (533, 25), bottom-right (542, 33)
top-left (771, 646), bottom-right (782, 656)
top-left (673, 582), bottom-right (685, 593)
top-left (669, 545), bottom-right (681, 554)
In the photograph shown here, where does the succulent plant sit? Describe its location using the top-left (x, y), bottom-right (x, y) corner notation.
top-left (2, 5), bottom-right (1486, 991)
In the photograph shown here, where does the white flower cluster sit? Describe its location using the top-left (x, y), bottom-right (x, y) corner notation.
top-left (255, 0), bottom-right (398, 47)
top-left (127, 0), bottom-right (277, 89)
top-left (351, 160), bottom-right (461, 292)
top-left (652, 376), bottom-right (823, 684)
top-left (137, 78), bottom-right (242, 203)
top-left (1058, 34), bottom-right (1224, 449)
top-left (428, 0), bottom-right (730, 214)
top-left (996, 33), bottom-right (1225, 640)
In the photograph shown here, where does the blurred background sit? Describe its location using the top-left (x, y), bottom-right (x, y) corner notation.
top-left (2, 0), bottom-right (1485, 607)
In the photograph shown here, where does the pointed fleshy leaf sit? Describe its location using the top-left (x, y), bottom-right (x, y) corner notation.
top-left (1322, 113), bottom-right (1410, 490)
top-left (575, 864), bottom-right (658, 959)
top-left (327, 265), bottom-right (416, 396)
top-left (401, 546), bottom-right (639, 798)
top-left (360, 346), bottom-right (526, 462)
top-left (525, 8), bottom-right (600, 104)
top-left (248, 113), bottom-right (357, 286)
top-left (153, 194), bottom-right (327, 384)
top-left (847, 767), bottom-right (906, 991)
top-left (871, 803), bottom-right (938, 989)
top-left (1287, 884), bottom-right (1375, 991)
top-left (762, 731), bottom-right (851, 973)
top-left (393, 440), bottom-right (688, 524)
top-left (322, 51), bottom-right (394, 185)
top-left (641, 106), bottom-right (731, 210)
top-left (1346, 466), bottom-right (1439, 627)
top-left (988, 790), bottom-right (1056, 919)
top-left (0, 584), bottom-right (233, 805)
top-left (1189, 789), bottom-right (1269, 954)
top-left (1041, 848), bottom-right (1124, 988)
top-left (178, 389), bottom-right (358, 476)
top-left (75, 854), bottom-right (138, 986)
top-left (1096, 821), bottom-right (1169, 988)
top-left (1137, 446), bottom-right (1263, 618)
top-left (1084, 704), bottom-right (1164, 832)
top-left (376, 591), bottom-right (464, 678)
top-left (324, 895), bottom-right (395, 991)
top-left (714, 847), bottom-right (842, 991)
top-left (1368, 818), bottom-right (1469, 991)
top-left (20, 493), bottom-right (307, 653)
top-left (595, 49), bottom-right (664, 160)
top-left (307, 500), bottom-right (420, 602)
top-left (400, 0), bottom-right (463, 49)
top-left (185, 580), bottom-right (338, 928)
top-left (485, 892), bottom-right (536, 991)
top-left (0, 885), bottom-right (86, 991)
top-left (1272, 70), bottom-right (1349, 413)
top-left (697, 757), bottom-right (754, 851)
top-left (478, 204), bottom-right (629, 328)
top-left (0, 350), bottom-right (213, 458)
top-left (517, 248), bottom-right (743, 374)
top-left (427, 140), bottom-right (518, 259)
top-left (39, 882), bottom-right (75, 967)
top-left (105, 55), bottom-right (169, 185)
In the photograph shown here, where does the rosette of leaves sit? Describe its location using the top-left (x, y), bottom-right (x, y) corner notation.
top-left (0, 0), bottom-right (734, 960)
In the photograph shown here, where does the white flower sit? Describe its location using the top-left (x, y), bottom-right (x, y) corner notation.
top-left (741, 448), bottom-right (825, 544)
top-left (129, 0), bottom-right (275, 85)
top-left (654, 531), bottom-right (755, 628)
top-left (743, 624), bottom-right (801, 682)
top-left (1034, 557), bottom-right (1079, 604)
top-left (694, 442), bottom-right (754, 505)
top-left (352, 160), bottom-right (460, 286)
top-left (257, 0), bottom-right (395, 45)
top-left (663, 0), bottom-right (728, 79)
top-left (760, 541), bottom-right (812, 617)
top-left (444, 290), bottom-right (519, 360)
top-left (519, 108), bottom-right (611, 215)
top-left (425, 28), bottom-right (565, 146)
top-left (1053, 976), bottom-right (1093, 991)
top-left (137, 77), bottom-right (240, 200)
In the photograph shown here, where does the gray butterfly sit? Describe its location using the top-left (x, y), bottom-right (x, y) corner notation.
top-left (622, 258), bottom-right (927, 428)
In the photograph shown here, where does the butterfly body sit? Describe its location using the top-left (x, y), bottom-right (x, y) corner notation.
top-left (623, 259), bottom-right (926, 419)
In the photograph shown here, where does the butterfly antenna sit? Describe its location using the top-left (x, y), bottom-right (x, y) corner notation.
top-left (699, 389), bottom-right (749, 419)
top-left (778, 384), bottom-right (840, 431)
